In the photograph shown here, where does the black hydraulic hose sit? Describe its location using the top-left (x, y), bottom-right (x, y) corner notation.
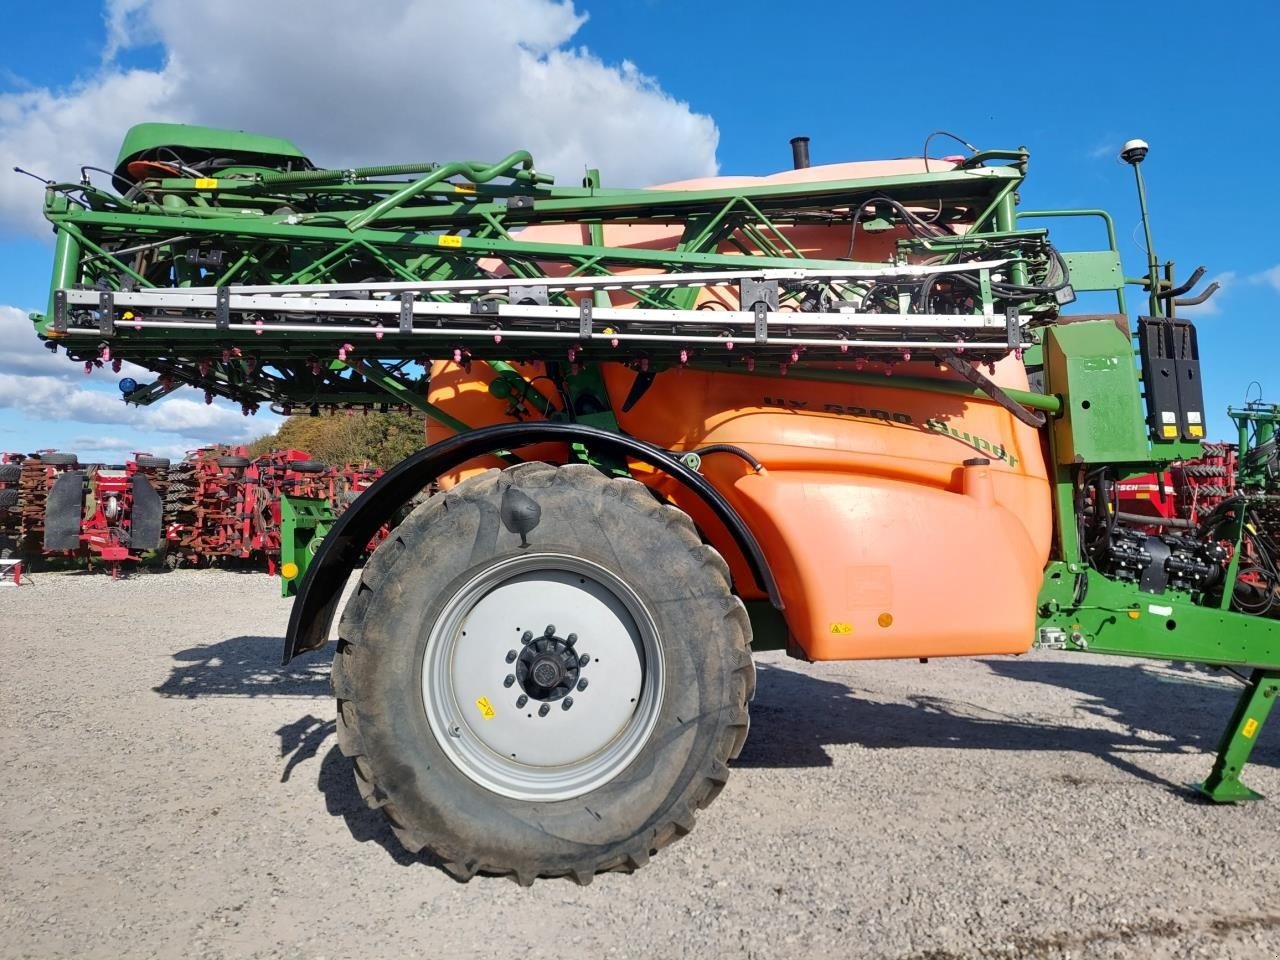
top-left (1116, 511), bottom-right (1195, 529)
top-left (692, 444), bottom-right (766, 474)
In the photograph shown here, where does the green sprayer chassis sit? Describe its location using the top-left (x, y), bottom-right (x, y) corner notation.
top-left (26, 123), bottom-right (1280, 804)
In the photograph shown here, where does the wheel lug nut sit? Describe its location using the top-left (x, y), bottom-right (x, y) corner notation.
top-left (521, 630), bottom-right (533, 645)
top-left (503, 674), bottom-right (515, 687)
top-left (577, 677), bottom-right (588, 691)
top-left (566, 632), bottom-right (577, 648)
top-left (538, 703), bottom-right (550, 717)
top-left (544, 624), bottom-right (556, 637)
top-left (562, 696), bottom-right (574, 710)
top-left (516, 694), bottom-right (528, 708)
top-left (578, 653), bottom-right (590, 667)
top-left (505, 649), bottom-right (517, 663)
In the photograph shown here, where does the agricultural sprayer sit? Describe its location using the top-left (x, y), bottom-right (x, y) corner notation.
top-left (23, 122), bottom-right (1280, 883)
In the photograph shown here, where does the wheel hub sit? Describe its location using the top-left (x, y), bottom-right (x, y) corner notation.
top-left (422, 554), bottom-right (664, 801)
top-left (515, 627), bottom-right (580, 701)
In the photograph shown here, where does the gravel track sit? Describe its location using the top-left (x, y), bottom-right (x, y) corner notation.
top-left (2, 568), bottom-right (1279, 959)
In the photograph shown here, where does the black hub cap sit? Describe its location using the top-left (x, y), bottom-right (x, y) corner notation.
top-left (515, 633), bottom-right (582, 701)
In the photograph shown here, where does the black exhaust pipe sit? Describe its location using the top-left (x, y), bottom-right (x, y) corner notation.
top-left (789, 136), bottom-right (810, 169)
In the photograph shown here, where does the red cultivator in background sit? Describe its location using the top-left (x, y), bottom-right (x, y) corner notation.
top-left (0, 450), bottom-right (168, 576)
top-left (0, 446), bottom-right (383, 575)
top-left (1117, 441), bottom-right (1237, 527)
top-left (78, 455), bottom-right (169, 576)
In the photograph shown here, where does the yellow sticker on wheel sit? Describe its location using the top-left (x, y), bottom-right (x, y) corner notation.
top-left (193, 178), bottom-right (218, 190)
top-left (829, 622), bottom-right (853, 635)
top-left (475, 696), bottom-right (496, 720)
top-left (438, 234), bottom-right (464, 248)
top-left (1243, 718), bottom-right (1259, 739)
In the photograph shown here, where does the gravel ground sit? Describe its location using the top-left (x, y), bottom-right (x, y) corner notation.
top-left (3, 568), bottom-right (1280, 960)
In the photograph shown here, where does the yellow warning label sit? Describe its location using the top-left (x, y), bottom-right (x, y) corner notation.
top-left (1243, 718), bottom-right (1259, 739)
top-left (454, 184), bottom-right (477, 194)
top-left (829, 622), bottom-right (853, 635)
top-left (438, 235), bottom-right (464, 248)
top-left (475, 696), bottom-right (496, 720)
top-left (193, 178), bottom-right (218, 190)
top-left (1190, 425), bottom-right (1205, 438)
top-left (1161, 425), bottom-right (1178, 438)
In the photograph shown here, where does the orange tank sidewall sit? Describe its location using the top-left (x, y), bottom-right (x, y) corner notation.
top-left (606, 362), bottom-right (1051, 659)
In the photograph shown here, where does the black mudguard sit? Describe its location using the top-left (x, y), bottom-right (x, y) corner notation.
top-left (43, 471), bottom-right (85, 551)
top-left (129, 474), bottom-right (163, 549)
top-left (282, 422), bottom-right (781, 664)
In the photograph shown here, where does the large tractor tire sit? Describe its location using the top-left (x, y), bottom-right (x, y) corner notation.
top-left (333, 462), bottom-right (753, 884)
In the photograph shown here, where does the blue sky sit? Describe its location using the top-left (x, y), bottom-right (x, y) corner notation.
top-left (0, 0), bottom-right (1276, 461)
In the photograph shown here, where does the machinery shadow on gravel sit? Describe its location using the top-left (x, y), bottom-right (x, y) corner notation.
top-left (153, 634), bottom-right (329, 698)
top-left (276, 712), bottom-right (447, 871)
top-left (317, 743), bottom-right (449, 870)
top-left (734, 660), bottom-right (1278, 792)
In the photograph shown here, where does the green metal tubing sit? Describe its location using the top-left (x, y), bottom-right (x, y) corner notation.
top-left (53, 207), bottom-right (885, 273)
top-left (1129, 162), bottom-right (1162, 316)
top-left (687, 363), bottom-right (1062, 415)
top-left (993, 191), bottom-right (1026, 287)
top-left (42, 229), bottom-right (81, 335)
top-left (59, 224), bottom-right (153, 289)
top-left (347, 152), bottom-right (539, 232)
top-left (258, 162), bottom-right (444, 188)
top-left (1017, 208), bottom-right (1119, 252)
top-left (1017, 208), bottom-right (1126, 313)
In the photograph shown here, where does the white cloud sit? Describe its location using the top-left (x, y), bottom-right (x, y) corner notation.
top-left (0, 367), bottom-right (269, 443)
top-left (1250, 264), bottom-right (1280, 293)
top-left (0, 0), bottom-right (719, 236)
top-left (0, 302), bottom-right (279, 454)
top-left (0, 304), bottom-right (151, 381)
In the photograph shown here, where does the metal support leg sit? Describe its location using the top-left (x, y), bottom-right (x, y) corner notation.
top-left (1199, 669), bottom-right (1280, 803)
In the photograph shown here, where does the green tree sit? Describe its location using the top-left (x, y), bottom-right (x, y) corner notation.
top-left (248, 410), bottom-right (426, 467)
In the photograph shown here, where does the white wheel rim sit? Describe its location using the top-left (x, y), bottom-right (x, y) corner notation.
top-left (422, 553), bottom-right (664, 801)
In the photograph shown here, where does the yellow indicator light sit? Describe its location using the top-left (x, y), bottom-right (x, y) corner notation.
top-left (877, 613), bottom-right (893, 628)
top-left (1128, 610), bottom-right (1141, 620)
top-left (281, 561), bottom-right (299, 580)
